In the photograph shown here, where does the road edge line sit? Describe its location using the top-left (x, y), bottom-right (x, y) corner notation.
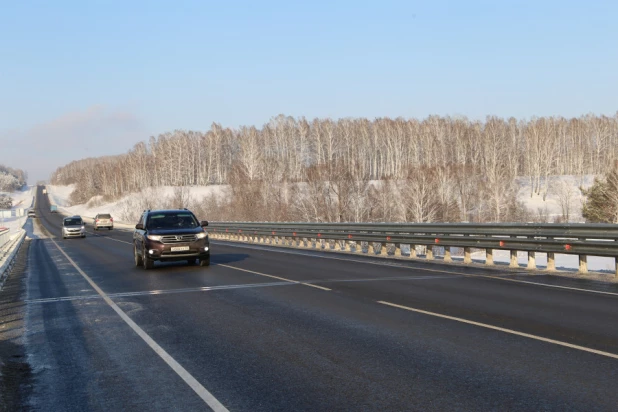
top-left (49, 237), bottom-right (229, 411)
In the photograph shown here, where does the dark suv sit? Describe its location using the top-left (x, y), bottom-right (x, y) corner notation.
top-left (133, 209), bottom-right (210, 270)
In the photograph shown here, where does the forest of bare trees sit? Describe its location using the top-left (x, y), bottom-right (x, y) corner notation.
top-left (51, 113), bottom-right (618, 223)
top-left (0, 164), bottom-right (27, 192)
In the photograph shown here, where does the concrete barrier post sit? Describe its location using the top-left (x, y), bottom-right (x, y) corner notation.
top-left (410, 245), bottom-right (417, 258)
top-left (464, 247), bottom-right (471, 264)
top-left (486, 249), bottom-right (494, 265)
top-left (579, 255), bottom-right (588, 274)
top-left (426, 246), bottom-right (434, 260)
top-left (368, 243), bottom-right (375, 255)
top-left (547, 252), bottom-right (556, 271)
top-left (380, 244), bottom-right (387, 256)
top-left (509, 250), bottom-right (518, 268)
top-left (444, 247), bottom-right (452, 263)
top-left (394, 244), bottom-right (402, 257)
top-left (527, 251), bottom-right (536, 269)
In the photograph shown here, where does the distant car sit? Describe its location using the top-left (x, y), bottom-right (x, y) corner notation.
top-left (50, 205), bottom-right (58, 213)
top-left (133, 209), bottom-right (210, 270)
top-left (62, 216), bottom-right (85, 239)
top-left (94, 213), bottom-right (114, 230)
top-left (27, 209), bottom-right (36, 218)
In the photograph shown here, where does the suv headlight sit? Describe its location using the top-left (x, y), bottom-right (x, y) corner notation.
top-left (147, 234), bottom-right (162, 241)
top-left (196, 232), bottom-right (208, 239)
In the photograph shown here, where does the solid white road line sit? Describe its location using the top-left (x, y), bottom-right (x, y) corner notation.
top-left (218, 264), bottom-right (331, 291)
top-left (214, 241), bottom-right (618, 298)
top-left (50, 237), bottom-right (229, 412)
top-left (378, 300), bottom-right (618, 360)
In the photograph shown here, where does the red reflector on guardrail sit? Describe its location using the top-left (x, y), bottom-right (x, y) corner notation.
top-left (317, 233), bottom-right (322, 238)
top-left (348, 234), bottom-right (353, 239)
top-left (499, 241), bottom-right (505, 247)
top-left (434, 238), bottom-right (440, 244)
top-left (386, 236), bottom-right (391, 241)
top-left (272, 231), bottom-right (276, 235)
top-left (565, 244), bottom-right (572, 251)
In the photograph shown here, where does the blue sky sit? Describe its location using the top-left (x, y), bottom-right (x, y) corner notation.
top-left (1, 0), bottom-right (617, 181)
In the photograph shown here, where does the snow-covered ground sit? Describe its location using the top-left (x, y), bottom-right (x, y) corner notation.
top-left (515, 175), bottom-right (596, 222)
top-left (0, 185), bottom-right (35, 235)
top-left (47, 184), bottom-right (228, 225)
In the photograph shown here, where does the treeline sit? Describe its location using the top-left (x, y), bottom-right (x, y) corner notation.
top-left (51, 113), bottom-right (618, 223)
top-left (0, 164), bottom-right (27, 192)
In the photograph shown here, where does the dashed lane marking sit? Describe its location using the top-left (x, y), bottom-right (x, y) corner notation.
top-left (378, 300), bottom-right (618, 360)
top-left (218, 264), bottom-right (331, 291)
top-left (213, 241), bottom-right (618, 298)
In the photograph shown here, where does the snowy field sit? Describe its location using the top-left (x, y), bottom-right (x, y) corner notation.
top-left (0, 185), bottom-right (35, 236)
top-left (47, 184), bottom-right (227, 225)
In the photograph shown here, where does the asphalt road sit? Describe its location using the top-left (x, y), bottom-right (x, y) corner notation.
top-left (3, 186), bottom-right (618, 411)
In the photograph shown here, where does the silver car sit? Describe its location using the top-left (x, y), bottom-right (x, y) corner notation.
top-left (94, 213), bottom-right (114, 230)
top-left (62, 216), bottom-right (85, 239)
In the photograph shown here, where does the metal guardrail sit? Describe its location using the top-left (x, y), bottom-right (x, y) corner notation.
top-left (208, 222), bottom-right (618, 276)
top-left (0, 228), bottom-right (10, 249)
top-left (0, 229), bottom-right (26, 290)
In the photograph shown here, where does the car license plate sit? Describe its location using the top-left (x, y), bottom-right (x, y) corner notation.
top-left (171, 246), bottom-right (190, 252)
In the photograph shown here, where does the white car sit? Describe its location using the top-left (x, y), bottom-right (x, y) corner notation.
top-left (27, 209), bottom-right (36, 218)
top-left (94, 213), bottom-right (114, 230)
top-left (62, 216), bottom-right (85, 239)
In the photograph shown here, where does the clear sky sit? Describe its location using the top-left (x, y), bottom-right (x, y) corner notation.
top-left (1, 0), bottom-right (617, 182)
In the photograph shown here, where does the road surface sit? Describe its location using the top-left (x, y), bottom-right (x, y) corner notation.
top-left (2, 185), bottom-right (618, 411)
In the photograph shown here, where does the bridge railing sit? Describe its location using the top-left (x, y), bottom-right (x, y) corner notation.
top-left (207, 222), bottom-right (618, 276)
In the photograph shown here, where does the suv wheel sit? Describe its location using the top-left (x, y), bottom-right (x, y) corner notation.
top-left (199, 257), bottom-right (210, 267)
top-left (143, 246), bottom-right (154, 270)
top-left (134, 246), bottom-right (143, 267)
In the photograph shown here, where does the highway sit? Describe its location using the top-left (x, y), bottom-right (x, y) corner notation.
top-left (2, 185), bottom-right (618, 411)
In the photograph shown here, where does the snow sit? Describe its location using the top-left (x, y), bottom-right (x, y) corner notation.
top-left (515, 175), bottom-right (596, 222)
top-left (47, 184), bottom-right (229, 226)
top-left (0, 186), bottom-right (35, 235)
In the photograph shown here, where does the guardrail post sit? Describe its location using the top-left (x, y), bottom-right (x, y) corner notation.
top-left (368, 243), bottom-right (375, 255)
top-left (426, 246), bottom-right (434, 260)
top-left (485, 249), bottom-right (494, 265)
top-left (579, 255), bottom-right (588, 274)
top-left (464, 247), bottom-right (471, 264)
top-left (547, 252), bottom-right (556, 271)
top-left (527, 251), bottom-right (536, 269)
top-left (355, 242), bottom-right (363, 253)
top-left (380, 244), bottom-right (387, 256)
top-left (509, 250), bottom-right (518, 267)
top-left (345, 241), bottom-right (352, 252)
top-left (409, 245), bottom-right (417, 258)
top-left (443, 247), bottom-right (452, 262)
top-left (394, 244), bottom-right (402, 257)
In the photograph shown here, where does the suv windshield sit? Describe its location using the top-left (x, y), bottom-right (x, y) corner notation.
top-left (146, 212), bottom-right (199, 230)
top-left (64, 218), bottom-right (83, 226)
top-left (98, 214), bottom-right (111, 219)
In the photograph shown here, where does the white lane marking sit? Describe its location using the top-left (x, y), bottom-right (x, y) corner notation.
top-left (86, 231), bottom-right (132, 244)
top-left (49, 237), bottom-right (229, 411)
top-left (219, 264), bottom-right (331, 291)
top-left (26, 281), bottom-right (296, 304)
top-left (214, 241), bottom-right (618, 298)
top-left (378, 300), bottom-right (618, 360)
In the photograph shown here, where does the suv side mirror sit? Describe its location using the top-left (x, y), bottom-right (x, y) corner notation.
top-left (135, 223), bottom-right (144, 230)
top-left (200, 220), bottom-right (208, 227)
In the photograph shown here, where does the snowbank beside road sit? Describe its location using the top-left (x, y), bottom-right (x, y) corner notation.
top-left (46, 184), bottom-right (228, 225)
